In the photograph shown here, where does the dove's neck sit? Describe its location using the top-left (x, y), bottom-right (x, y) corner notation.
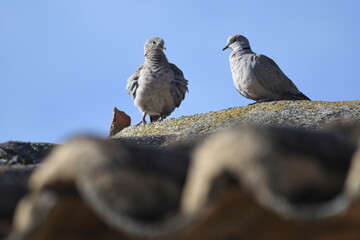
top-left (231, 47), bottom-right (253, 58)
top-left (234, 45), bottom-right (252, 52)
top-left (145, 50), bottom-right (169, 71)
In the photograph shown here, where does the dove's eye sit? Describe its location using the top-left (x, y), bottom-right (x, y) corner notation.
top-left (153, 41), bottom-right (156, 44)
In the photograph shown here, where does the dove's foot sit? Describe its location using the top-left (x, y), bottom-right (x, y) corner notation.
top-left (136, 114), bottom-right (147, 125)
top-left (257, 98), bottom-right (272, 103)
top-left (135, 120), bottom-right (147, 126)
top-left (249, 98), bottom-right (272, 105)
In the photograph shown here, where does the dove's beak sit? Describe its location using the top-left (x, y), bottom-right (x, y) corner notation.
top-left (222, 45), bottom-right (229, 51)
top-left (159, 44), bottom-right (166, 50)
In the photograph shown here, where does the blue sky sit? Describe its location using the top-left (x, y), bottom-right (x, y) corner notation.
top-left (1, 0), bottom-right (359, 143)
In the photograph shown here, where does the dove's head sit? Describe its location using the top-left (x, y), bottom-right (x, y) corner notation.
top-left (144, 37), bottom-right (166, 55)
top-left (223, 34), bottom-right (251, 51)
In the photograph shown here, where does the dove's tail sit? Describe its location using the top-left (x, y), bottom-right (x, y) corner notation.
top-left (282, 92), bottom-right (311, 101)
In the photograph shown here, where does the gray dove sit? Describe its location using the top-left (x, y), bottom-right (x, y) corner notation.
top-left (126, 37), bottom-right (188, 125)
top-left (223, 34), bottom-right (310, 103)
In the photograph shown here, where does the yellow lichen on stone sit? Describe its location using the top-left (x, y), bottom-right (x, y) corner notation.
top-left (113, 101), bottom-right (360, 138)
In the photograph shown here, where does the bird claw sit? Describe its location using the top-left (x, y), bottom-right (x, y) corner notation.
top-left (136, 114), bottom-right (147, 126)
top-left (249, 98), bottom-right (272, 105)
top-left (258, 98), bottom-right (272, 103)
top-left (135, 120), bottom-right (147, 126)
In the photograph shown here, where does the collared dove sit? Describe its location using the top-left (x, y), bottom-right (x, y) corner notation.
top-left (126, 37), bottom-right (188, 125)
top-left (223, 34), bottom-right (310, 103)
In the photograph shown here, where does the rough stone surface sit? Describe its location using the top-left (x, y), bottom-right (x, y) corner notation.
top-left (0, 142), bottom-right (56, 165)
top-left (114, 100), bottom-right (360, 138)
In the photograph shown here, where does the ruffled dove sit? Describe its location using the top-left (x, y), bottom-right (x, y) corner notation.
top-left (223, 35), bottom-right (310, 103)
top-left (126, 37), bottom-right (188, 125)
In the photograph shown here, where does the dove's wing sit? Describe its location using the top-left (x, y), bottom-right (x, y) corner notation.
top-left (170, 63), bottom-right (188, 107)
top-left (251, 54), bottom-right (301, 96)
top-left (126, 64), bottom-right (143, 98)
